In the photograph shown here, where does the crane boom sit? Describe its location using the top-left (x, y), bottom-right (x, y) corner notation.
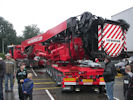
top-left (21, 21), bottom-right (67, 52)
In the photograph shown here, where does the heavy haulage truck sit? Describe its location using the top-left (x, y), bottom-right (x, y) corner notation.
top-left (9, 12), bottom-right (129, 92)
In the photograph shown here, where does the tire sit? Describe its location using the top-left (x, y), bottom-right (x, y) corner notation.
top-left (98, 86), bottom-right (106, 93)
top-left (61, 86), bottom-right (74, 92)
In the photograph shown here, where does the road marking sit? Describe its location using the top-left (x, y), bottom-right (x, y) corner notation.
top-left (115, 76), bottom-right (123, 78)
top-left (115, 82), bottom-right (123, 85)
top-left (104, 93), bottom-right (120, 100)
top-left (45, 89), bottom-right (55, 100)
top-left (33, 78), bottom-right (51, 80)
top-left (31, 68), bottom-right (38, 77)
top-left (114, 97), bottom-right (120, 100)
top-left (34, 87), bottom-right (61, 90)
top-left (7, 87), bottom-right (60, 91)
top-left (34, 82), bottom-right (55, 85)
top-left (36, 69), bottom-right (46, 72)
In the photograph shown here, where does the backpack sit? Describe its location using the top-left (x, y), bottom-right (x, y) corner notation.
top-left (111, 64), bottom-right (117, 76)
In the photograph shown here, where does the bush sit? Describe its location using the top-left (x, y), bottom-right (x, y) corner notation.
top-left (0, 53), bottom-right (5, 59)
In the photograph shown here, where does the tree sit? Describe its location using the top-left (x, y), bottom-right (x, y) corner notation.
top-left (23, 24), bottom-right (41, 40)
top-left (0, 17), bottom-right (17, 53)
top-left (16, 36), bottom-right (25, 44)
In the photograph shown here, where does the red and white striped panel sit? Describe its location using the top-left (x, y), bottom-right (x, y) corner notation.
top-left (123, 30), bottom-right (127, 51)
top-left (98, 23), bottom-right (126, 57)
top-left (98, 25), bottom-right (102, 50)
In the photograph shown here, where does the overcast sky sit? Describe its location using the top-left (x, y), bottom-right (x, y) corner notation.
top-left (1, 0), bottom-right (133, 36)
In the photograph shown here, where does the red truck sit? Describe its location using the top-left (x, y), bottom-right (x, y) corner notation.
top-left (7, 45), bottom-right (28, 66)
top-left (8, 12), bottom-right (129, 92)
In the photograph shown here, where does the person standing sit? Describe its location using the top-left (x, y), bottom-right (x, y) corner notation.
top-left (0, 57), bottom-right (5, 100)
top-left (4, 53), bottom-right (16, 92)
top-left (103, 56), bottom-right (117, 100)
top-left (123, 65), bottom-right (133, 100)
top-left (127, 75), bottom-right (133, 100)
top-left (16, 63), bottom-right (27, 100)
top-left (22, 73), bottom-right (34, 100)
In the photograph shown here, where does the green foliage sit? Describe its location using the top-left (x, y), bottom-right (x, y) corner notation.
top-left (0, 53), bottom-right (5, 59)
top-left (23, 24), bottom-right (41, 40)
top-left (0, 16), bottom-right (17, 53)
top-left (16, 36), bottom-right (25, 44)
top-left (0, 16), bottom-right (42, 53)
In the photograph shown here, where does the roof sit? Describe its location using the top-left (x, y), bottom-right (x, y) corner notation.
top-left (111, 7), bottom-right (133, 17)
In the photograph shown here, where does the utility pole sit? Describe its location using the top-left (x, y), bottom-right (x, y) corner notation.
top-left (2, 38), bottom-right (4, 54)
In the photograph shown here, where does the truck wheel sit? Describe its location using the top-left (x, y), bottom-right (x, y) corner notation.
top-left (61, 86), bottom-right (74, 93)
top-left (55, 77), bottom-right (61, 86)
top-left (98, 86), bottom-right (106, 93)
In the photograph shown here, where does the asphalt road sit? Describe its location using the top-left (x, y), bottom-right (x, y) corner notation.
top-left (3, 68), bottom-right (124, 100)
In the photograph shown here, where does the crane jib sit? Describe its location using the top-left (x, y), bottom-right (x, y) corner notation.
top-left (21, 21), bottom-right (67, 51)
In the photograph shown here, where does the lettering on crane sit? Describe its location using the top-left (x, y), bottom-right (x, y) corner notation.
top-left (28, 36), bottom-right (43, 44)
top-left (105, 38), bottom-right (121, 43)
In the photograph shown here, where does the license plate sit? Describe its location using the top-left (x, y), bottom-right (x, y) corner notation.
top-left (82, 79), bottom-right (93, 83)
top-left (64, 78), bottom-right (76, 82)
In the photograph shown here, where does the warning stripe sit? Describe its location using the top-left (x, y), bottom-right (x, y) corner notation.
top-left (115, 42), bottom-right (124, 56)
top-left (110, 43), bottom-right (121, 57)
top-left (117, 30), bottom-right (123, 40)
top-left (108, 26), bottom-right (121, 56)
top-left (124, 46), bottom-right (127, 51)
top-left (111, 44), bottom-right (120, 57)
top-left (119, 33), bottom-right (123, 40)
top-left (98, 24), bottom-right (110, 43)
top-left (103, 42), bottom-right (109, 49)
top-left (107, 25), bottom-right (117, 38)
top-left (98, 23), bottom-right (127, 57)
top-left (98, 26), bottom-right (101, 31)
top-left (115, 43), bottom-right (124, 57)
top-left (109, 26), bottom-right (120, 39)
top-left (124, 41), bottom-right (127, 51)
top-left (98, 24), bottom-right (114, 51)
top-left (108, 43), bottom-right (117, 56)
top-left (115, 28), bottom-right (122, 39)
top-left (124, 30), bottom-right (127, 51)
top-left (102, 25), bottom-right (120, 54)
top-left (124, 41), bottom-right (126, 45)
top-left (111, 26), bottom-right (120, 39)
top-left (98, 45), bottom-right (102, 50)
top-left (103, 24), bottom-right (114, 38)
top-left (102, 24), bottom-right (123, 57)
top-left (98, 25), bottom-right (102, 50)
top-left (98, 32), bottom-right (101, 37)
top-left (103, 25), bottom-right (119, 40)
top-left (105, 43), bottom-right (113, 53)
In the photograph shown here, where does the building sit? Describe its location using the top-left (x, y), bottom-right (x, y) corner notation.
top-left (111, 7), bottom-right (133, 55)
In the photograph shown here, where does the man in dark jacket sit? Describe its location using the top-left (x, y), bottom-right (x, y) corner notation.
top-left (16, 63), bottom-right (27, 100)
top-left (122, 65), bottom-right (133, 100)
top-left (103, 56), bottom-right (116, 100)
top-left (0, 57), bottom-right (5, 100)
top-left (127, 75), bottom-right (133, 100)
